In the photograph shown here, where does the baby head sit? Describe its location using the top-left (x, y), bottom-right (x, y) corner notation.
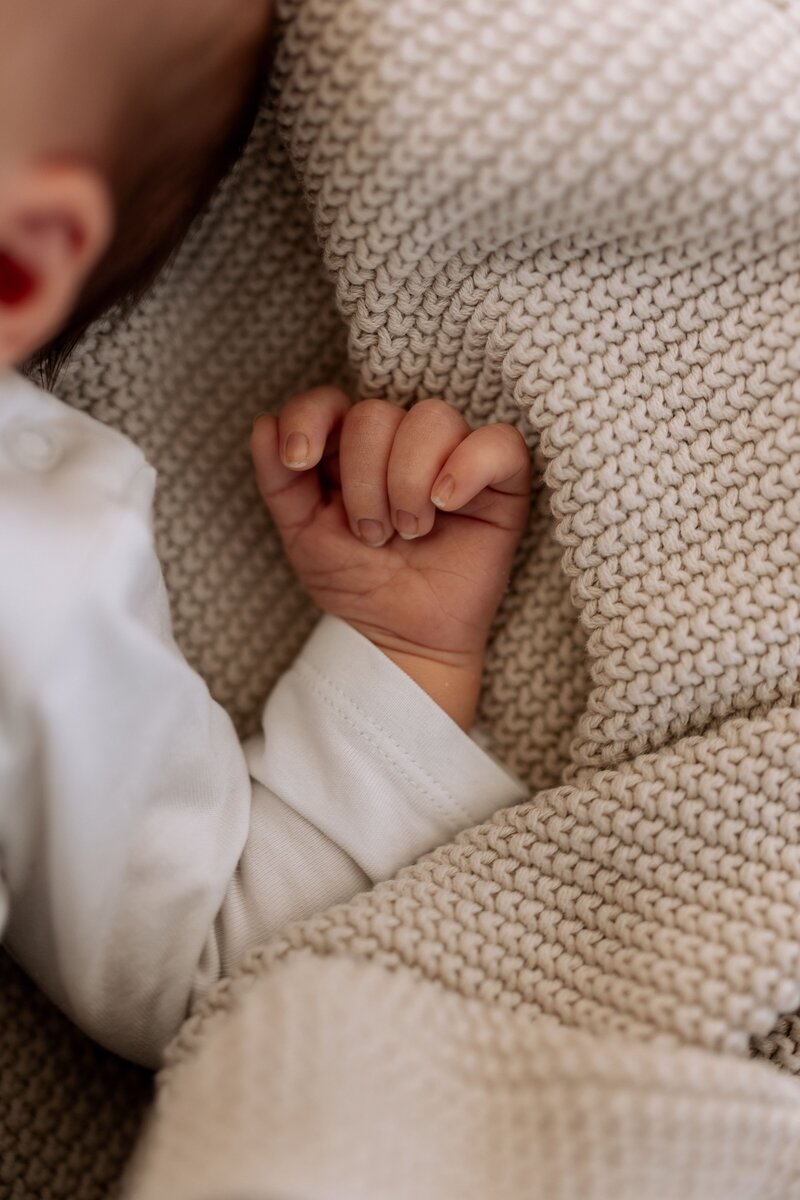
top-left (0, 0), bottom-right (271, 371)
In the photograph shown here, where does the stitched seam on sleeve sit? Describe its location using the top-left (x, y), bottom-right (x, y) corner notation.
top-left (295, 659), bottom-right (476, 827)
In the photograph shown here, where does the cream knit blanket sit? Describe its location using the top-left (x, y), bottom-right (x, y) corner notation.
top-left (11, 0), bottom-right (800, 1195)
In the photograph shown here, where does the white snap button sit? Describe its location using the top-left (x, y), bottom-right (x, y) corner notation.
top-left (4, 423), bottom-right (62, 472)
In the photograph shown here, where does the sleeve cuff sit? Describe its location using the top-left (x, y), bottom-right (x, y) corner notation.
top-left (249, 616), bottom-right (526, 883)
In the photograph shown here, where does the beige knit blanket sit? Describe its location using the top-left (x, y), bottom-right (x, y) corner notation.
top-left (4, 0), bottom-right (800, 1195)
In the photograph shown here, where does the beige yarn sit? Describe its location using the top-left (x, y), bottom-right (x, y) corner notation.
top-left (0, 952), bottom-right (151, 1200)
top-left (129, 959), bottom-right (800, 1200)
top-left (6, 0), bottom-right (800, 1195)
top-left (168, 0), bottom-right (800, 1049)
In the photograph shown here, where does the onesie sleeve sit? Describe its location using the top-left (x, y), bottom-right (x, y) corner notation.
top-left (199, 617), bottom-right (526, 989)
top-left (0, 384), bottom-right (523, 1068)
top-left (251, 615), bottom-right (524, 881)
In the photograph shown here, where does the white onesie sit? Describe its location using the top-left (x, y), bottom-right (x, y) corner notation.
top-left (0, 371), bottom-right (523, 1066)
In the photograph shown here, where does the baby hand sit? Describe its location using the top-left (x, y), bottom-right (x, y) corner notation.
top-left (251, 388), bottom-right (531, 729)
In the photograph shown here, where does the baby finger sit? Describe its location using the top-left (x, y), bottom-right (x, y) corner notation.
top-left (387, 399), bottom-right (470, 540)
top-left (339, 399), bottom-right (404, 547)
top-left (431, 424), bottom-right (531, 512)
top-left (278, 386), bottom-right (351, 471)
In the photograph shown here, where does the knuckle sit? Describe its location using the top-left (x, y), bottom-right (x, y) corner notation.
top-left (411, 396), bottom-right (447, 416)
top-left (495, 421), bottom-right (528, 451)
top-left (343, 475), bottom-right (383, 503)
top-left (306, 384), bottom-right (350, 407)
top-left (249, 414), bottom-right (274, 453)
top-left (354, 397), bottom-right (398, 422)
top-left (410, 397), bottom-right (465, 430)
top-left (387, 472), bottom-right (418, 508)
top-left (281, 390), bottom-right (315, 417)
top-left (285, 386), bottom-right (349, 425)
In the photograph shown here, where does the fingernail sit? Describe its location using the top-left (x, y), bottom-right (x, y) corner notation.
top-left (394, 510), bottom-right (419, 539)
top-left (431, 475), bottom-right (455, 509)
top-left (357, 519), bottom-right (389, 547)
top-left (283, 432), bottom-right (309, 468)
top-left (251, 410), bottom-right (269, 431)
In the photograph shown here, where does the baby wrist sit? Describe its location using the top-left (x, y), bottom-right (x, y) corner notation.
top-left (381, 648), bottom-right (482, 730)
top-left (347, 627), bottom-right (484, 731)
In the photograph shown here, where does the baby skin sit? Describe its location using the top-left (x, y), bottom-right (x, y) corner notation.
top-left (252, 388), bottom-right (531, 731)
top-left (0, 0), bottom-right (535, 1068)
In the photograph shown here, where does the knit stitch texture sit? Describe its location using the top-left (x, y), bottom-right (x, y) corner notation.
top-left (5, 0), bottom-right (800, 1195)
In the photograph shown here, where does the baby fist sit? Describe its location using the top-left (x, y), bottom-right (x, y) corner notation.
top-left (252, 388), bottom-right (531, 728)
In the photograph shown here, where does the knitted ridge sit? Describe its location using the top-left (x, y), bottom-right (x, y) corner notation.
top-left (172, 0), bottom-right (800, 1088)
top-left (58, 108), bottom-right (346, 740)
top-left (272, 0), bottom-right (800, 770)
top-left (171, 703), bottom-right (800, 1068)
top-left (7, 0), bottom-right (800, 1195)
top-left (1, 91), bottom-right (348, 1200)
top-left (0, 951), bottom-right (151, 1200)
top-left (128, 958), bottom-right (800, 1200)
top-left (5, 30), bottom-right (574, 1194)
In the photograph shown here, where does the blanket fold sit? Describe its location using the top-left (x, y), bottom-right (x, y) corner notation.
top-left (126, 0), bottom-right (800, 1192)
top-left (128, 958), bottom-right (800, 1200)
top-left (9, 0), bottom-right (800, 1196)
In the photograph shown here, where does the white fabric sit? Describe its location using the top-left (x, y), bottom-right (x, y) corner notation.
top-left (0, 370), bottom-right (523, 1067)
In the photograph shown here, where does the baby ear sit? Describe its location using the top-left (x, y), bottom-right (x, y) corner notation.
top-left (0, 163), bottom-right (113, 366)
